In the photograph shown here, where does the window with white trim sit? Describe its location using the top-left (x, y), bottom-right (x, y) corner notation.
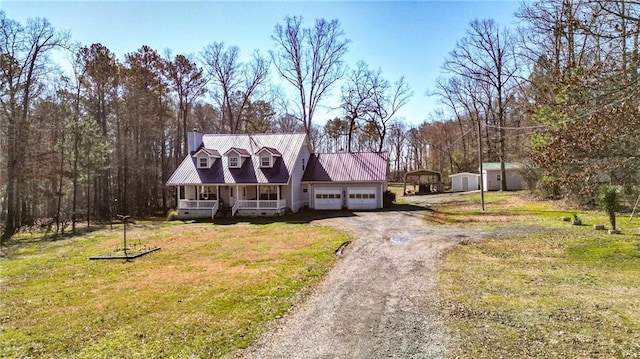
top-left (261, 155), bottom-right (271, 167)
top-left (200, 186), bottom-right (217, 200)
top-left (229, 156), bottom-right (239, 168)
top-left (496, 174), bottom-right (502, 182)
top-left (198, 157), bottom-right (208, 168)
top-left (260, 185), bottom-right (278, 200)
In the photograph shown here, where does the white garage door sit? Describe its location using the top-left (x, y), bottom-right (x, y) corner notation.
top-left (313, 188), bottom-right (343, 210)
top-left (347, 187), bottom-right (377, 210)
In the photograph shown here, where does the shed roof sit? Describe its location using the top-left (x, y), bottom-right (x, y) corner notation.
top-left (302, 152), bottom-right (388, 182)
top-left (449, 172), bottom-right (480, 178)
top-left (482, 162), bottom-right (523, 171)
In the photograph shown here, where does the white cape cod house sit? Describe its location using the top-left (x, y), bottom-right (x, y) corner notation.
top-left (166, 131), bottom-right (388, 219)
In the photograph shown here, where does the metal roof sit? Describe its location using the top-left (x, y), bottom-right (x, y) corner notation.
top-left (449, 172), bottom-right (480, 177)
top-left (224, 147), bottom-right (251, 157)
top-left (482, 162), bottom-right (523, 171)
top-left (167, 133), bottom-right (308, 185)
top-left (302, 152), bottom-right (388, 182)
top-left (194, 148), bottom-right (221, 157)
top-left (256, 146), bottom-right (282, 156)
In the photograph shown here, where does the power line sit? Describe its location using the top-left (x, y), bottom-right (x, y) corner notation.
top-left (484, 124), bottom-right (546, 130)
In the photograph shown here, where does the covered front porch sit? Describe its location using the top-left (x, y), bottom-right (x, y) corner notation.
top-left (176, 184), bottom-right (287, 219)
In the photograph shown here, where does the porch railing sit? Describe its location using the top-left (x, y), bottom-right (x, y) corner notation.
top-left (210, 201), bottom-right (219, 219)
top-left (231, 201), bottom-right (239, 217)
top-left (178, 199), bottom-right (218, 209)
top-left (236, 199), bottom-right (287, 210)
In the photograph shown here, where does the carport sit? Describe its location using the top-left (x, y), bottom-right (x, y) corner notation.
top-left (403, 169), bottom-right (443, 195)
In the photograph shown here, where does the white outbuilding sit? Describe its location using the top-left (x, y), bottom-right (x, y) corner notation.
top-left (482, 162), bottom-right (525, 191)
top-left (449, 172), bottom-right (480, 192)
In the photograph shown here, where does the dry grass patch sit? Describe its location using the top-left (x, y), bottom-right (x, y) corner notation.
top-left (1, 221), bottom-right (347, 358)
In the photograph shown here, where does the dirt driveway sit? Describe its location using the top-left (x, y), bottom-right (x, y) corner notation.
top-left (236, 195), bottom-right (482, 359)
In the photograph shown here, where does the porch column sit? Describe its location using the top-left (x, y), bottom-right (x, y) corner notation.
top-left (176, 187), bottom-right (180, 208)
top-left (277, 185), bottom-right (281, 209)
top-left (256, 185), bottom-right (260, 209)
top-left (217, 186), bottom-right (220, 202)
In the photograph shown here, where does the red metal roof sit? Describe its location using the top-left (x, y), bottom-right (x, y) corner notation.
top-left (302, 152), bottom-right (388, 182)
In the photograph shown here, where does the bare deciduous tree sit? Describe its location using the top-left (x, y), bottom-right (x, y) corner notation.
top-left (201, 42), bottom-right (269, 134)
top-left (443, 18), bottom-right (519, 190)
top-left (0, 12), bottom-right (69, 241)
top-left (271, 16), bottom-right (349, 140)
top-left (166, 54), bottom-right (207, 158)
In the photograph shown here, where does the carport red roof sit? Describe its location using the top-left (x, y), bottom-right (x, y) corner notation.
top-left (302, 152), bottom-right (388, 182)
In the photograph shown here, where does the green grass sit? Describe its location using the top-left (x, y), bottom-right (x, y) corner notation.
top-left (435, 192), bottom-right (640, 358)
top-left (0, 221), bottom-right (347, 358)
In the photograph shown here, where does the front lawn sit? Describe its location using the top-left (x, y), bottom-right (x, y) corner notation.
top-left (0, 221), bottom-right (347, 358)
top-left (435, 192), bottom-right (640, 358)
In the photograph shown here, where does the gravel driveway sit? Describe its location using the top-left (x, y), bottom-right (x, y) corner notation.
top-left (236, 195), bottom-right (482, 359)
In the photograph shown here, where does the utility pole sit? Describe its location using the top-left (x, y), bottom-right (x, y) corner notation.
top-left (477, 119), bottom-right (485, 212)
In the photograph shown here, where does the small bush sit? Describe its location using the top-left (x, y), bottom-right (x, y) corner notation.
top-left (166, 210), bottom-right (179, 221)
top-left (518, 162), bottom-right (542, 192)
top-left (383, 190), bottom-right (396, 208)
top-left (535, 175), bottom-right (562, 199)
top-left (597, 184), bottom-right (620, 230)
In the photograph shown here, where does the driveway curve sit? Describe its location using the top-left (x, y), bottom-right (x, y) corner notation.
top-left (237, 197), bottom-right (481, 359)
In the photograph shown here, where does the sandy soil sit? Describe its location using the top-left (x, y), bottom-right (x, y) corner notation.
top-left (236, 194), bottom-right (485, 359)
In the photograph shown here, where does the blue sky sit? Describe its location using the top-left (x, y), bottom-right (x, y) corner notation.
top-left (1, 0), bottom-right (522, 126)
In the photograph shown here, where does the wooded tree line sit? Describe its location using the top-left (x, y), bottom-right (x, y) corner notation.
top-left (1, 0), bottom-right (638, 240)
top-left (421, 0), bottom-right (639, 204)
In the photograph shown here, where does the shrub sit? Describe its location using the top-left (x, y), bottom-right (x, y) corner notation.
top-left (535, 175), bottom-right (562, 199)
top-left (383, 190), bottom-right (396, 208)
top-left (597, 184), bottom-right (620, 230)
top-left (166, 209), bottom-right (179, 221)
top-left (518, 162), bottom-right (542, 192)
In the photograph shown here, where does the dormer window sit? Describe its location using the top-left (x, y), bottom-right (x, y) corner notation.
top-left (224, 147), bottom-right (250, 169)
top-left (261, 155), bottom-right (271, 168)
top-left (193, 148), bottom-right (221, 169)
top-left (255, 147), bottom-right (281, 169)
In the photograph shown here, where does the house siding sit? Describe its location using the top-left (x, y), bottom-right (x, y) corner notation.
top-left (290, 144), bottom-right (311, 212)
top-left (483, 169), bottom-right (525, 191)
